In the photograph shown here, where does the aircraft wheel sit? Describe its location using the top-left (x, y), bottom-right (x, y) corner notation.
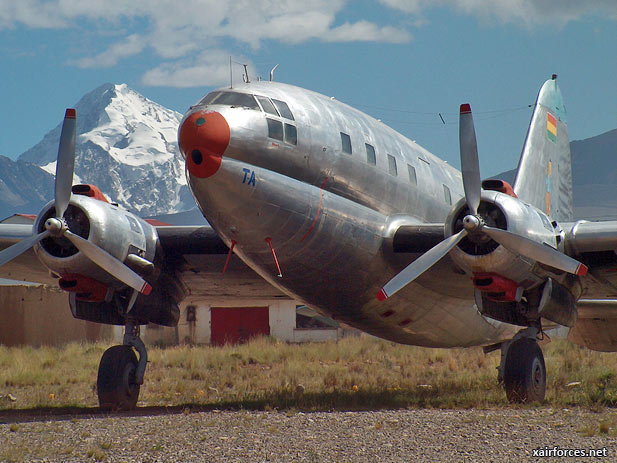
top-left (97, 345), bottom-right (140, 410)
top-left (503, 337), bottom-right (546, 403)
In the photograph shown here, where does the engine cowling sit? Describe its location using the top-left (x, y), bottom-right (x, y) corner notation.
top-left (445, 189), bottom-right (581, 327)
top-left (33, 194), bottom-right (158, 288)
top-left (30, 193), bottom-right (183, 326)
top-left (446, 189), bottom-right (560, 290)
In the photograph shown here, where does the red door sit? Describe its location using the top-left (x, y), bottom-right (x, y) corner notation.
top-left (210, 307), bottom-right (270, 346)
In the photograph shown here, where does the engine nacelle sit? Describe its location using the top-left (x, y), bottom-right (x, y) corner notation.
top-left (445, 190), bottom-right (561, 291)
top-left (31, 193), bottom-right (185, 326)
top-left (32, 194), bottom-right (159, 290)
top-left (69, 282), bottom-right (181, 327)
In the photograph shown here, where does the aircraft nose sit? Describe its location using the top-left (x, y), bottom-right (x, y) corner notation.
top-left (178, 111), bottom-right (230, 178)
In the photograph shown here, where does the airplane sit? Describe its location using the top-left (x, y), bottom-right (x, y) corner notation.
top-left (1, 74), bottom-right (616, 410)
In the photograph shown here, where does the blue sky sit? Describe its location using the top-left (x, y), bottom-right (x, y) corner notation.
top-left (0, 0), bottom-right (615, 177)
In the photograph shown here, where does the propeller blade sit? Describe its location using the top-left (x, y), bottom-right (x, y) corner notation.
top-left (459, 104), bottom-right (481, 216)
top-left (55, 108), bottom-right (77, 219)
top-left (377, 229), bottom-right (468, 301)
top-left (64, 230), bottom-right (152, 294)
top-left (0, 230), bottom-right (50, 267)
top-left (483, 226), bottom-right (588, 276)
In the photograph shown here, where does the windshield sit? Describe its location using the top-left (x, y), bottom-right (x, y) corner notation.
top-left (199, 91), bottom-right (259, 110)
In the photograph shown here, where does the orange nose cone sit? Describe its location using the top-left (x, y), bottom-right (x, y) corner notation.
top-left (179, 111), bottom-right (230, 178)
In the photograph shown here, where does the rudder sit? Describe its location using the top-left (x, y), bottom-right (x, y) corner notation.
top-left (513, 75), bottom-right (573, 222)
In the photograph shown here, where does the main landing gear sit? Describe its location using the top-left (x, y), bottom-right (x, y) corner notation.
top-left (97, 320), bottom-right (148, 410)
top-left (492, 327), bottom-right (546, 403)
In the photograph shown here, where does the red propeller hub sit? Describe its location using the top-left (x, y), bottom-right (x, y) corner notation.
top-left (179, 111), bottom-right (230, 178)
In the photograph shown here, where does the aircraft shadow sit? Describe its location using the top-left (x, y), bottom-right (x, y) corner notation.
top-left (0, 388), bottom-right (458, 423)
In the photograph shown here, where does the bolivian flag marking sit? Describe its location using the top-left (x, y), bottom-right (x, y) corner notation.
top-left (547, 112), bottom-right (557, 143)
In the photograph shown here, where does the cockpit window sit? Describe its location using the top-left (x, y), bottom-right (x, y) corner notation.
top-left (284, 123), bottom-right (297, 145)
top-left (272, 99), bottom-right (294, 120)
top-left (267, 118), bottom-right (284, 141)
top-left (199, 91), bottom-right (259, 110)
top-left (256, 96), bottom-right (279, 116)
top-left (199, 91), bottom-right (222, 105)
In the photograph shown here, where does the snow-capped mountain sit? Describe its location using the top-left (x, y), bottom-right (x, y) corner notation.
top-left (18, 83), bottom-right (193, 216)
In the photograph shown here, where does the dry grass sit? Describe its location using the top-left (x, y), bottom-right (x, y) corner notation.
top-left (1, 335), bottom-right (616, 411)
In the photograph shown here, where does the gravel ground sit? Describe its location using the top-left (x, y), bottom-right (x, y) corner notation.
top-left (1, 407), bottom-right (616, 462)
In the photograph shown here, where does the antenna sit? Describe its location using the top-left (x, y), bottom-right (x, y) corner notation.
top-left (229, 56), bottom-right (232, 89)
top-left (270, 64), bottom-right (279, 82)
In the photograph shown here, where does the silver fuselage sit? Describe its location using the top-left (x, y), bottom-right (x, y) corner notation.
top-left (183, 81), bottom-right (517, 347)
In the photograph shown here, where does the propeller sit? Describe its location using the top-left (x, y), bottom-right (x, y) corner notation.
top-left (55, 108), bottom-right (76, 219)
top-left (0, 109), bottom-right (152, 295)
top-left (376, 104), bottom-right (587, 301)
top-left (459, 104), bottom-right (481, 216)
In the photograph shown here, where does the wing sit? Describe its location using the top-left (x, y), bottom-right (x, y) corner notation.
top-left (560, 220), bottom-right (617, 351)
top-left (0, 223), bottom-right (285, 300)
top-left (565, 220), bottom-right (617, 298)
top-left (0, 223), bottom-right (58, 284)
top-left (156, 226), bottom-right (286, 300)
top-left (386, 219), bottom-right (617, 351)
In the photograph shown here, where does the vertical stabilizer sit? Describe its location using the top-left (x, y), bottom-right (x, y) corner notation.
top-left (513, 76), bottom-right (573, 222)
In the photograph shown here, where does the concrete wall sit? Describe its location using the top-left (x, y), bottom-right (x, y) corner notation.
top-left (268, 300), bottom-right (297, 341)
top-left (143, 298), bottom-right (330, 346)
top-left (0, 285), bottom-right (113, 346)
top-left (174, 298), bottom-right (297, 345)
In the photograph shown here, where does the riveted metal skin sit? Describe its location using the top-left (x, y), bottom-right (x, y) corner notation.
top-left (184, 81), bottom-right (521, 347)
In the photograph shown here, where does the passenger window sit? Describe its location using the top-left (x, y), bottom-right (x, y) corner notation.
top-left (365, 144), bottom-right (376, 165)
top-left (267, 118), bottom-right (283, 141)
top-left (340, 132), bottom-right (352, 154)
top-left (407, 164), bottom-right (417, 185)
top-left (272, 99), bottom-right (294, 120)
top-left (387, 154), bottom-right (397, 176)
top-left (443, 185), bottom-right (452, 205)
top-left (284, 124), bottom-right (297, 145)
top-left (256, 96), bottom-right (279, 116)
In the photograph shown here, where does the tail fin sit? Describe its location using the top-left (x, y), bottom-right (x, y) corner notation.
top-left (513, 75), bottom-right (573, 222)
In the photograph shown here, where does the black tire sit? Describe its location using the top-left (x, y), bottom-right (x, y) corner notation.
top-left (97, 345), bottom-right (140, 411)
top-left (503, 337), bottom-right (546, 403)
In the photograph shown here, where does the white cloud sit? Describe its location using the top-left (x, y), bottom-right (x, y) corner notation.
top-left (326, 21), bottom-right (412, 43)
top-left (0, 0), bottom-right (67, 28)
top-left (0, 0), bottom-right (413, 87)
top-left (379, 0), bottom-right (617, 26)
top-left (141, 50), bottom-right (254, 88)
top-left (3, 0), bottom-right (611, 88)
top-left (73, 34), bottom-right (145, 68)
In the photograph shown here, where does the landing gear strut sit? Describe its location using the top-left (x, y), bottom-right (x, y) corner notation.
top-left (497, 327), bottom-right (546, 403)
top-left (97, 320), bottom-right (148, 410)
